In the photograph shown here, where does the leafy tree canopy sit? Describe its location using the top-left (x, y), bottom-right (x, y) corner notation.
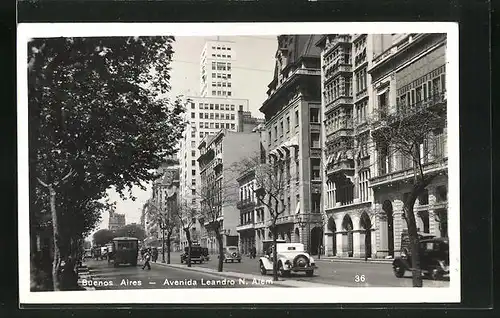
top-left (92, 229), bottom-right (116, 246)
top-left (114, 223), bottom-right (146, 241)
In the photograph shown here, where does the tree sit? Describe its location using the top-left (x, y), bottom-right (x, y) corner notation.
top-left (115, 224), bottom-right (146, 241)
top-left (145, 199), bottom-right (179, 264)
top-left (195, 173), bottom-right (238, 272)
top-left (28, 36), bottom-right (187, 290)
top-left (92, 229), bottom-right (116, 247)
top-left (234, 154), bottom-right (288, 282)
top-left (369, 97), bottom-right (447, 287)
top-left (173, 198), bottom-right (198, 267)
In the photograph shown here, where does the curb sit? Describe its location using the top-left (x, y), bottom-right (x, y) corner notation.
top-left (152, 262), bottom-right (335, 288)
top-left (316, 258), bottom-right (393, 264)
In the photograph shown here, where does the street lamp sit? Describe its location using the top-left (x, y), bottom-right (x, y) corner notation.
top-left (296, 214), bottom-right (309, 253)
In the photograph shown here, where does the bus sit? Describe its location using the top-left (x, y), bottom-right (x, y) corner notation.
top-left (109, 237), bottom-right (139, 267)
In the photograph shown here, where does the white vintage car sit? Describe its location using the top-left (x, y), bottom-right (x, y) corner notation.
top-left (259, 241), bottom-right (317, 277)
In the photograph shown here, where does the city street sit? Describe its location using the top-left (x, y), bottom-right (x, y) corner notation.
top-left (160, 251), bottom-right (450, 288)
top-left (82, 259), bottom-right (271, 290)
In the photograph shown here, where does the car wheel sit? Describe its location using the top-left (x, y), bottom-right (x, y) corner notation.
top-left (430, 269), bottom-right (442, 280)
top-left (260, 262), bottom-right (267, 275)
top-left (393, 264), bottom-right (405, 278)
top-left (305, 270), bottom-right (313, 277)
top-left (279, 263), bottom-right (290, 277)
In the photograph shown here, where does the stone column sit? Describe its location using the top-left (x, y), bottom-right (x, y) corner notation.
top-left (336, 232), bottom-right (343, 257)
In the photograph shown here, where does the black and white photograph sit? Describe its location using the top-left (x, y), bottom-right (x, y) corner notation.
top-left (18, 22), bottom-right (460, 304)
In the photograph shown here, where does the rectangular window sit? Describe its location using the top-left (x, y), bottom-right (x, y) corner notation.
top-left (231, 124), bottom-right (235, 130)
top-left (280, 122), bottom-right (284, 136)
top-left (286, 117), bottom-right (290, 132)
top-left (192, 169), bottom-right (196, 176)
top-left (231, 105), bottom-right (235, 111)
top-left (268, 131), bottom-right (272, 145)
top-left (226, 123), bottom-right (230, 129)
top-left (191, 150), bottom-right (196, 157)
top-left (274, 126), bottom-right (278, 140)
top-left (191, 103), bottom-right (195, 109)
top-left (215, 104), bottom-right (219, 110)
top-left (191, 112), bottom-right (195, 119)
top-left (295, 110), bottom-right (299, 126)
top-left (311, 133), bottom-right (320, 148)
top-left (191, 179), bottom-right (196, 186)
top-left (204, 113), bottom-right (209, 119)
top-left (210, 123), bottom-right (214, 128)
top-left (210, 113), bottom-right (214, 119)
top-left (311, 158), bottom-right (321, 180)
top-left (199, 132), bottom-right (203, 138)
top-left (215, 123), bottom-right (219, 129)
top-left (191, 131), bottom-right (196, 138)
top-left (227, 91), bottom-right (232, 96)
top-left (230, 114), bottom-right (235, 120)
top-left (310, 108), bottom-right (319, 123)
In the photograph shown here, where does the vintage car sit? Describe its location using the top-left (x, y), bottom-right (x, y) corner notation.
top-left (222, 246), bottom-right (241, 263)
top-left (180, 246), bottom-right (203, 264)
top-left (201, 247), bottom-right (210, 261)
top-left (259, 240), bottom-right (317, 277)
top-left (109, 237), bottom-right (139, 267)
top-left (392, 236), bottom-right (449, 280)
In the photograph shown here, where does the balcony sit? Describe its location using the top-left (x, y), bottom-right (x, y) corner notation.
top-left (325, 96), bottom-right (353, 114)
top-left (254, 220), bottom-right (266, 228)
top-left (236, 222), bottom-right (255, 232)
top-left (326, 126), bottom-right (354, 140)
top-left (275, 214), bottom-right (296, 225)
top-left (369, 158), bottom-right (448, 188)
top-left (372, 91), bottom-right (447, 133)
top-left (355, 89), bottom-right (368, 101)
top-left (326, 159), bottom-right (355, 176)
top-left (324, 64), bottom-right (352, 84)
top-left (236, 199), bottom-right (256, 210)
top-left (296, 213), bottom-right (325, 224)
top-left (324, 35), bottom-right (352, 56)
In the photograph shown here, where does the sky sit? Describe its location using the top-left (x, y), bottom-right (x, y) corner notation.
top-left (91, 35), bottom-right (278, 236)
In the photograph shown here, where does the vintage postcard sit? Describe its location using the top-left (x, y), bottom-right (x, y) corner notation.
top-left (18, 22), bottom-right (460, 304)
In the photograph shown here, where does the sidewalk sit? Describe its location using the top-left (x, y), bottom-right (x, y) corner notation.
top-left (152, 262), bottom-right (335, 288)
top-left (314, 256), bottom-right (393, 264)
top-left (76, 262), bottom-right (96, 291)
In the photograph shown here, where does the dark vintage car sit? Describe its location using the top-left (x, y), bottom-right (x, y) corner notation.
top-left (222, 246), bottom-right (241, 263)
top-left (392, 236), bottom-right (449, 280)
top-left (180, 246), bottom-right (203, 264)
top-left (109, 237), bottom-right (139, 267)
top-left (201, 247), bottom-right (210, 261)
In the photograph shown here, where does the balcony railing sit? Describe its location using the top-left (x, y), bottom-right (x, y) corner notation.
top-left (326, 125), bottom-right (354, 140)
top-left (369, 159), bottom-right (448, 187)
top-left (236, 199), bottom-right (256, 210)
top-left (324, 64), bottom-right (352, 83)
top-left (236, 222), bottom-right (255, 232)
top-left (372, 91), bottom-right (447, 131)
top-left (326, 159), bottom-right (355, 176)
top-left (325, 96), bottom-right (353, 113)
top-left (275, 214), bottom-right (296, 225)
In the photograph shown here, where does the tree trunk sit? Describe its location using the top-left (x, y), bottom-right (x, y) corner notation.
top-left (184, 228), bottom-right (192, 267)
top-left (216, 230), bottom-right (224, 272)
top-left (162, 228), bottom-right (166, 263)
top-left (272, 231), bottom-right (279, 282)
top-left (48, 186), bottom-right (61, 291)
top-left (166, 233), bottom-right (171, 264)
top-left (403, 196), bottom-right (423, 287)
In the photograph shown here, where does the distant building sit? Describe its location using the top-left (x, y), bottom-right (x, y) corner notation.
top-left (200, 40), bottom-right (235, 98)
top-left (108, 213), bottom-right (125, 231)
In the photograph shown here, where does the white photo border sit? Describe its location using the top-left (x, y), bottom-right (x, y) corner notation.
top-left (17, 22), bottom-right (460, 304)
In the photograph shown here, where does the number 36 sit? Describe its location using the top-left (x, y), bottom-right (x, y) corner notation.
top-left (354, 275), bottom-right (366, 282)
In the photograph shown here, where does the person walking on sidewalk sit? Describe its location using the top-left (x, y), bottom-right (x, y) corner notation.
top-left (142, 249), bottom-right (151, 270)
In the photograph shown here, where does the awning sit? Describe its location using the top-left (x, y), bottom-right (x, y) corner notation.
top-left (377, 87), bottom-right (389, 96)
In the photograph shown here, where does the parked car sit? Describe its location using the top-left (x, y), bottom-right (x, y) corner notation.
top-left (392, 236), bottom-right (449, 280)
top-left (222, 246), bottom-right (241, 263)
top-left (201, 247), bottom-right (210, 262)
top-left (180, 246), bottom-right (203, 264)
top-left (259, 240), bottom-right (316, 277)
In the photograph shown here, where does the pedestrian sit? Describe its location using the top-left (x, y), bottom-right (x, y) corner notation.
top-left (142, 249), bottom-right (151, 270)
top-left (152, 247), bottom-right (158, 263)
top-left (251, 246), bottom-right (257, 259)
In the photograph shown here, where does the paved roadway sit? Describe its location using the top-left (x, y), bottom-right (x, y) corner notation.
top-left (82, 259), bottom-right (271, 290)
top-left (163, 251), bottom-right (450, 288)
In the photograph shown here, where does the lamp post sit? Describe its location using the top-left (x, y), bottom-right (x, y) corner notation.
top-left (296, 214), bottom-right (308, 253)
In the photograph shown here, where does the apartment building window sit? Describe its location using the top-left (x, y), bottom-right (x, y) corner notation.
top-left (227, 74), bottom-right (231, 79)
top-left (212, 73), bottom-right (216, 78)
top-left (358, 169), bottom-right (370, 202)
top-left (212, 90), bottom-right (216, 95)
top-left (279, 121), bottom-right (284, 136)
top-left (311, 158), bottom-right (321, 180)
top-left (199, 132), bottom-right (204, 138)
top-left (190, 112), bottom-right (195, 119)
top-left (191, 150), bottom-right (196, 157)
top-left (356, 67), bottom-right (367, 93)
top-left (192, 179), bottom-right (196, 186)
top-left (377, 143), bottom-right (389, 175)
top-left (191, 131), bottom-right (196, 138)
top-left (231, 124), bottom-right (235, 130)
top-left (210, 123), bottom-right (214, 129)
top-left (191, 160), bottom-right (196, 166)
top-left (295, 110), bottom-right (299, 126)
top-left (378, 90), bottom-right (388, 117)
top-left (285, 116), bottom-right (290, 133)
top-left (215, 123), bottom-right (220, 129)
top-left (230, 114), bottom-right (235, 120)
top-left (190, 103), bottom-right (195, 109)
top-left (211, 62), bottom-right (216, 70)
top-left (268, 131), bottom-right (272, 145)
top-left (226, 123), bottom-right (230, 129)
top-left (273, 126), bottom-right (278, 140)
top-left (433, 128), bottom-right (446, 158)
top-left (311, 133), bottom-right (320, 148)
top-left (228, 83), bottom-right (232, 87)
top-left (345, 77), bottom-right (353, 96)
top-left (192, 169), bottom-right (196, 176)
top-left (225, 114), bottom-right (230, 120)
top-left (356, 100), bottom-right (368, 124)
top-left (310, 108), bottom-right (319, 123)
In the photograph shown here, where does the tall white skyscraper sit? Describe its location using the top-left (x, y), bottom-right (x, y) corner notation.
top-left (200, 40), bottom-right (235, 98)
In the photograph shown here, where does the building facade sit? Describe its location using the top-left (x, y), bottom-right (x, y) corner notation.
top-left (197, 122), bottom-right (261, 252)
top-left (316, 33), bottom-right (448, 258)
top-left (108, 213), bottom-right (125, 232)
top-left (258, 35), bottom-right (324, 255)
top-left (143, 158), bottom-right (181, 250)
top-left (200, 40), bottom-right (235, 98)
